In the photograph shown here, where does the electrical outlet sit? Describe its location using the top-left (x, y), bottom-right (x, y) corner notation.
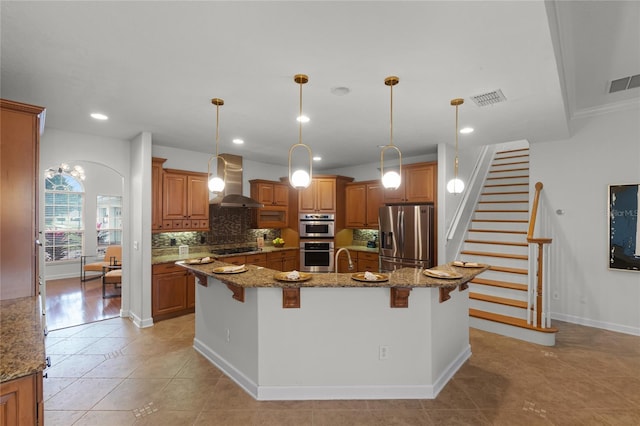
top-left (379, 345), bottom-right (390, 360)
top-left (226, 328), bottom-right (230, 343)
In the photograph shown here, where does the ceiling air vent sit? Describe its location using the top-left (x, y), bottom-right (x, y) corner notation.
top-left (609, 74), bottom-right (640, 93)
top-left (470, 89), bottom-right (507, 107)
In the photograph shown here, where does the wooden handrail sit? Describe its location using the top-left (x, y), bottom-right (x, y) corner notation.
top-left (527, 182), bottom-right (543, 241)
top-left (526, 182), bottom-right (553, 328)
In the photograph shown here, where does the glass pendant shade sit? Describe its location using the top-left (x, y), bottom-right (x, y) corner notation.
top-left (208, 175), bottom-right (225, 193)
top-left (447, 178), bottom-right (465, 194)
top-left (380, 76), bottom-right (402, 189)
top-left (288, 74), bottom-right (313, 189)
top-left (290, 169), bottom-right (311, 188)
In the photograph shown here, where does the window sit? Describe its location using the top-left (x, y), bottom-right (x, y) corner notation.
top-left (96, 195), bottom-right (122, 256)
top-left (44, 173), bottom-right (84, 262)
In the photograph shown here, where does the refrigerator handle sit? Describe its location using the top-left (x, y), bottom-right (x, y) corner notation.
top-left (380, 232), bottom-right (393, 248)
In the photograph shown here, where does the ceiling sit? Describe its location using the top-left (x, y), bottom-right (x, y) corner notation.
top-left (2, 1), bottom-right (639, 170)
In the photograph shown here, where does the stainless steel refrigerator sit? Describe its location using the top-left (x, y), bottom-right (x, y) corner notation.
top-left (379, 205), bottom-right (434, 272)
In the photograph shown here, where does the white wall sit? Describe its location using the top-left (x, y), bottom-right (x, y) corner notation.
top-left (152, 145), bottom-right (288, 193)
top-left (321, 153), bottom-right (438, 181)
top-left (128, 132), bottom-right (153, 327)
top-left (530, 107), bottom-right (640, 335)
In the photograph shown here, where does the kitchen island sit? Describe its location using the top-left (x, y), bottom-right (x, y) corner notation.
top-left (179, 260), bottom-right (487, 401)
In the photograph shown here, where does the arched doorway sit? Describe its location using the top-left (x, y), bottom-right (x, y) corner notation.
top-left (42, 160), bottom-right (125, 330)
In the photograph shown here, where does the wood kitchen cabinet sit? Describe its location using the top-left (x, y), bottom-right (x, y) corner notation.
top-left (267, 250), bottom-right (298, 272)
top-left (299, 178), bottom-right (336, 213)
top-left (0, 372), bottom-right (43, 426)
top-left (383, 162), bottom-right (436, 204)
top-left (0, 99), bottom-right (44, 300)
top-left (152, 263), bottom-right (195, 321)
top-left (345, 180), bottom-right (383, 229)
top-left (297, 175), bottom-right (353, 230)
top-left (250, 180), bottom-right (289, 228)
top-left (251, 180), bottom-right (289, 206)
top-left (152, 158), bottom-right (166, 231)
top-left (161, 169), bottom-right (209, 231)
top-left (337, 250), bottom-right (379, 273)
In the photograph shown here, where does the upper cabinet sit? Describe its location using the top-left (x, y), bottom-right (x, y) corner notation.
top-left (298, 175), bottom-right (353, 230)
top-left (383, 162), bottom-right (437, 204)
top-left (298, 176), bottom-right (353, 213)
top-left (250, 179), bottom-right (290, 228)
top-left (155, 165), bottom-right (209, 232)
top-left (299, 178), bottom-right (334, 213)
top-left (345, 180), bottom-right (383, 229)
top-left (252, 180), bottom-right (289, 207)
top-left (0, 99), bottom-right (45, 300)
top-left (152, 158), bottom-right (166, 231)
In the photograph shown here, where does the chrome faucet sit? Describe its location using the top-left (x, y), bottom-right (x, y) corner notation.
top-left (335, 247), bottom-right (354, 274)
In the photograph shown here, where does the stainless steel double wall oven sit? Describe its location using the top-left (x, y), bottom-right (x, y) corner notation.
top-left (299, 213), bottom-right (335, 272)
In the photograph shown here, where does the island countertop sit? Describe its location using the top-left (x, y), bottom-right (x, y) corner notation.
top-left (152, 246), bottom-right (299, 265)
top-left (0, 296), bottom-right (46, 383)
top-left (178, 259), bottom-right (488, 289)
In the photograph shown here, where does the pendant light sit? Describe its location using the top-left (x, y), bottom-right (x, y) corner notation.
top-left (380, 76), bottom-right (402, 189)
top-left (207, 98), bottom-right (227, 193)
top-left (288, 74), bottom-right (313, 189)
top-left (447, 98), bottom-right (465, 194)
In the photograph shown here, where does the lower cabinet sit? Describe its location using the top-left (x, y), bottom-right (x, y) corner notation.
top-left (266, 250), bottom-right (298, 271)
top-left (0, 371), bottom-right (43, 426)
top-left (337, 250), bottom-right (379, 273)
top-left (152, 263), bottom-right (195, 322)
top-left (214, 253), bottom-right (267, 268)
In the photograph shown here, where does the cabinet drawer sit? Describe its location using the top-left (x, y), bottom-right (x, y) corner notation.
top-left (358, 252), bottom-right (378, 261)
top-left (221, 255), bottom-right (246, 265)
top-left (153, 262), bottom-right (185, 275)
top-left (245, 253), bottom-right (267, 264)
top-left (267, 250), bottom-right (296, 260)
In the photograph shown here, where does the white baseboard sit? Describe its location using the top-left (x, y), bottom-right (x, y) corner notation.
top-left (193, 338), bottom-right (469, 401)
top-left (129, 311), bottom-right (153, 328)
top-left (551, 312), bottom-right (640, 336)
top-left (193, 338), bottom-right (258, 398)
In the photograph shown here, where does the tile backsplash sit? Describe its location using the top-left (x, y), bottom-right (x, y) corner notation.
top-left (152, 205), bottom-right (280, 249)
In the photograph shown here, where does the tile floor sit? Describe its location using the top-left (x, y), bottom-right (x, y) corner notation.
top-left (44, 315), bottom-right (640, 425)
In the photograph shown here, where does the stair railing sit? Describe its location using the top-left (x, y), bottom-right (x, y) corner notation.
top-left (527, 182), bottom-right (553, 328)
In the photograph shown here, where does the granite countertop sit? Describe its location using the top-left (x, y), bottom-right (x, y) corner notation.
top-left (0, 297), bottom-right (46, 383)
top-left (336, 245), bottom-right (379, 254)
top-left (178, 260), bottom-right (488, 289)
top-left (152, 246), bottom-right (299, 265)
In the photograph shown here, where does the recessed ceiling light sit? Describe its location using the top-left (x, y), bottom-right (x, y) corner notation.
top-left (331, 86), bottom-right (351, 96)
top-left (460, 127), bottom-right (474, 134)
top-left (313, 156), bottom-right (322, 161)
top-left (297, 115), bottom-right (310, 123)
top-left (90, 113), bottom-right (108, 120)
top-left (232, 138), bottom-right (244, 144)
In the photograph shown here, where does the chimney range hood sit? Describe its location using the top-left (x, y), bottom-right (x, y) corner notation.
top-left (209, 153), bottom-right (264, 208)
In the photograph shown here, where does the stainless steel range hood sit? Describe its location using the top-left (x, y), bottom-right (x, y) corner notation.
top-left (209, 153), bottom-right (264, 208)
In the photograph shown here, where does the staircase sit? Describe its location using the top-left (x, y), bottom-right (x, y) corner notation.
top-left (461, 148), bottom-right (557, 346)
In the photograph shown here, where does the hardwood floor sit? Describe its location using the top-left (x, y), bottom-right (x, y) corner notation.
top-left (46, 277), bottom-right (121, 331)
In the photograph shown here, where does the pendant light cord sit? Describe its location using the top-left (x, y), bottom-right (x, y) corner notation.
top-left (389, 82), bottom-right (394, 147)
